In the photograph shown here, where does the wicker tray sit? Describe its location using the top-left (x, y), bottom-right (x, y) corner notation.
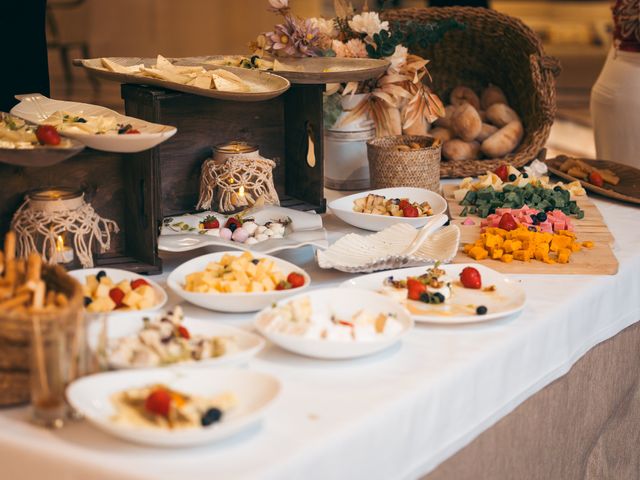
top-left (383, 7), bottom-right (560, 178)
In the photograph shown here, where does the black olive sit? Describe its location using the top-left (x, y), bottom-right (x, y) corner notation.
top-left (251, 259), bottom-right (260, 265)
top-left (433, 292), bottom-right (445, 303)
top-left (83, 296), bottom-right (92, 307)
top-left (419, 292), bottom-right (431, 303)
top-left (228, 223), bottom-right (238, 233)
top-left (528, 226), bottom-right (537, 232)
top-left (201, 407), bottom-right (223, 426)
top-left (536, 212), bottom-right (547, 222)
top-left (96, 270), bottom-right (107, 281)
top-left (508, 174), bottom-right (517, 182)
top-left (530, 214), bottom-right (538, 225)
top-left (554, 186), bottom-right (562, 192)
top-left (476, 305), bottom-right (488, 315)
top-left (522, 172), bottom-right (529, 178)
top-left (544, 206), bottom-right (554, 212)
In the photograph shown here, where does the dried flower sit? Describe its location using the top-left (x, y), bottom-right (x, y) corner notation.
top-left (268, 0), bottom-right (289, 11)
top-left (386, 45), bottom-right (408, 73)
top-left (348, 12), bottom-right (389, 39)
top-left (310, 17), bottom-right (337, 38)
top-left (345, 38), bottom-right (368, 58)
top-left (265, 16), bottom-right (321, 57)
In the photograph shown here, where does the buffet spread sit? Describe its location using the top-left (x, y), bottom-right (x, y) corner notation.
top-left (0, 1), bottom-right (638, 479)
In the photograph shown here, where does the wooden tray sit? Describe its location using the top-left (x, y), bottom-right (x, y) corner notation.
top-left (546, 156), bottom-right (640, 205)
top-left (443, 184), bottom-right (619, 275)
top-left (197, 56), bottom-right (389, 84)
top-left (74, 57), bottom-right (290, 102)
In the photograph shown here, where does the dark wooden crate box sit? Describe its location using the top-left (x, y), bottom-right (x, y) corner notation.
top-left (0, 149), bottom-right (161, 273)
top-left (122, 83), bottom-right (326, 216)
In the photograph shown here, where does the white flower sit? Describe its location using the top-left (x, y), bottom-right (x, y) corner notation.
top-left (348, 12), bottom-right (389, 39)
top-left (332, 40), bottom-right (349, 58)
top-left (386, 45), bottom-right (408, 73)
top-left (268, 0), bottom-right (288, 9)
top-left (345, 38), bottom-right (368, 58)
top-left (310, 17), bottom-right (337, 38)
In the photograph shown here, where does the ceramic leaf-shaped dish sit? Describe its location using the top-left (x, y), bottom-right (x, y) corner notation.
top-left (316, 223), bottom-right (460, 273)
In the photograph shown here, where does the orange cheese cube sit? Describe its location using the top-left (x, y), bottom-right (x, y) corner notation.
top-left (468, 246), bottom-right (489, 261)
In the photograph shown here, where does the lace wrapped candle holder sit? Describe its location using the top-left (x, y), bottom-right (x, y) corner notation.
top-left (197, 142), bottom-right (280, 213)
top-left (10, 188), bottom-right (119, 268)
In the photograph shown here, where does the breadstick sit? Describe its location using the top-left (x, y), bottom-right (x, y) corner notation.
top-left (45, 290), bottom-right (56, 307)
top-left (26, 253), bottom-right (42, 283)
top-left (0, 292), bottom-right (30, 310)
top-left (0, 251), bottom-right (4, 276)
top-left (55, 293), bottom-right (68, 308)
top-left (31, 280), bottom-right (45, 309)
top-left (15, 259), bottom-right (26, 286)
top-left (4, 231), bottom-right (16, 262)
top-left (4, 259), bottom-right (16, 288)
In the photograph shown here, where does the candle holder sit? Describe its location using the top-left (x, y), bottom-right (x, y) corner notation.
top-left (11, 188), bottom-right (119, 268)
top-left (197, 141), bottom-right (280, 213)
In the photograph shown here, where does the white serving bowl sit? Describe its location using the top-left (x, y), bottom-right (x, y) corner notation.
top-left (66, 367), bottom-right (280, 447)
top-left (88, 311), bottom-right (265, 370)
top-left (328, 187), bottom-right (448, 232)
top-left (167, 251), bottom-right (310, 313)
top-left (68, 267), bottom-right (167, 318)
top-left (254, 288), bottom-right (413, 359)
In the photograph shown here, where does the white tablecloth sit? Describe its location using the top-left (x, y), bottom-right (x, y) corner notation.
top-left (1, 192), bottom-right (639, 480)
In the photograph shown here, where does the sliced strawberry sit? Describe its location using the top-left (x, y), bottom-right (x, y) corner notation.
top-left (398, 199), bottom-right (411, 210)
top-left (286, 272), bottom-right (305, 288)
top-left (108, 287), bottom-right (125, 308)
top-left (177, 325), bottom-right (190, 339)
top-left (459, 267), bottom-right (482, 289)
top-left (144, 388), bottom-right (171, 417)
top-left (494, 165), bottom-right (508, 182)
top-left (589, 171), bottom-right (604, 188)
top-left (130, 278), bottom-right (149, 290)
top-left (407, 278), bottom-right (426, 300)
top-left (498, 213), bottom-right (518, 231)
top-left (35, 125), bottom-right (61, 146)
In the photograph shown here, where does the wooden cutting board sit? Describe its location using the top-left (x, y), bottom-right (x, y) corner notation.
top-left (443, 184), bottom-right (619, 275)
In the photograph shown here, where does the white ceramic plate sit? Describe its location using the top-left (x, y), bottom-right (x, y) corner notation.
top-left (167, 251), bottom-right (310, 313)
top-left (11, 94), bottom-right (176, 153)
top-left (66, 367), bottom-right (280, 447)
top-left (68, 267), bottom-right (167, 318)
top-left (254, 288), bottom-right (413, 359)
top-left (87, 312), bottom-right (265, 370)
top-left (328, 187), bottom-right (448, 232)
top-left (341, 263), bottom-right (526, 324)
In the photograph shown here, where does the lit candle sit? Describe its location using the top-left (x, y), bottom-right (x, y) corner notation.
top-left (53, 234), bottom-right (74, 264)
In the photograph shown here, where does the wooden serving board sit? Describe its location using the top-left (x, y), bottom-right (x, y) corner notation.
top-left (443, 184), bottom-right (619, 275)
top-left (546, 156), bottom-right (640, 205)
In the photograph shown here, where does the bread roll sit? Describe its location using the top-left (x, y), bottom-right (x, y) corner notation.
top-left (451, 103), bottom-right (482, 141)
top-left (481, 120), bottom-right (523, 157)
top-left (434, 105), bottom-right (457, 129)
top-left (442, 139), bottom-right (480, 161)
top-left (450, 86), bottom-right (481, 110)
top-left (429, 127), bottom-right (453, 142)
top-left (476, 123), bottom-right (498, 142)
top-left (486, 103), bottom-right (519, 127)
top-left (480, 85), bottom-right (508, 110)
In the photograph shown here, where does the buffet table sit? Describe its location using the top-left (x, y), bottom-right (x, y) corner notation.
top-left (0, 187), bottom-right (638, 480)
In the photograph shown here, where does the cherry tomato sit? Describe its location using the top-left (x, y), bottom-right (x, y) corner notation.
top-left (125, 129), bottom-right (140, 134)
top-left (494, 165), bottom-right (509, 182)
top-left (407, 278), bottom-right (426, 300)
top-left (144, 388), bottom-right (171, 417)
top-left (589, 171), bottom-right (604, 188)
top-left (177, 325), bottom-right (190, 339)
top-left (108, 287), bottom-right (125, 308)
top-left (498, 212), bottom-right (518, 231)
top-left (130, 278), bottom-right (149, 290)
top-left (35, 125), bottom-right (61, 146)
top-left (402, 205), bottom-right (419, 217)
top-left (286, 272), bottom-right (305, 288)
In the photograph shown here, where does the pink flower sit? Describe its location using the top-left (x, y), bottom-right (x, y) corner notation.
top-left (265, 16), bottom-right (321, 57)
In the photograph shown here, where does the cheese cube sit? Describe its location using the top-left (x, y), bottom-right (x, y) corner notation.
top-left (122, 290), bottom-right (143, 308)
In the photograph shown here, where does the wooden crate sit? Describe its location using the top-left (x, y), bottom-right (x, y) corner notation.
top-left (0, 83), bottom-right (326, 273)
top-left (0, 149), bottom-right (161, 274)
top-left (121, 83), bottom-right (326, 216)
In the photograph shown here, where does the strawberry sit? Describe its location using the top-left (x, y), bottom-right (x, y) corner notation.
top-left (407, 278), bottom-right (426, 300)
top-left (494, 165), bottom-right (509, 182)
top-left (402, 204), bottom-right (419, 217)
top-left (286, 272), bottom-right (305, 288)
top-left (130, 278), bottom-right (149, 290)
top-left (177, 325), bottom-right (190, 339)
top-left (224, 217), bottom-right (241, 232)
top-left (35, 125), bottom-right (61, 146)
top-left (589, 171), bottom-right (604, 188)
top-left (498, 212), bottom-right (518, 231)
top-left (459, 267), bottom-right (482, 289)
top-left (201, 215), bottom-right (219, 229)
top-left (144, 388), bottom-right (171, 417)
top-left (108, 287), bottom-right (125, 308)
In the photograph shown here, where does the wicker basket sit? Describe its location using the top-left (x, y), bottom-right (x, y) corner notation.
top-left (0, 265), bottom-right (83, 406)
top-left (367, 135), bottom-right (441, 191)
top-left (383, 7), bottom-right (560, 178)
